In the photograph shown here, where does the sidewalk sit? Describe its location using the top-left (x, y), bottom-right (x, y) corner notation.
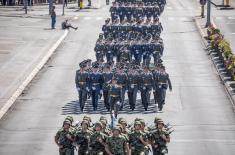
top-left (0, 11), bottom-right (69, 119)
top-left (194, 15), bottom-right (235, 107)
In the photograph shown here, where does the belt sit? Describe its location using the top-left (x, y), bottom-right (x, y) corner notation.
top-left (159, 82), bottom-right (167, 84)
top-left (79, 82), bottom-right (86, 84)
top-left (110, 95), bottom-right (119, 97)
top-left (92, 83), bottom-right (100, 85)
top-left (144, 83), bottom-right (151, 85)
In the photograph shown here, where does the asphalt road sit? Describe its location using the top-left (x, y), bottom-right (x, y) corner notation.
top-left (0, 0), bottom-right (235, 155)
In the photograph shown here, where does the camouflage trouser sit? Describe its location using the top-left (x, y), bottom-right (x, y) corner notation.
top-left (59, 148), bottom-right (74, 155)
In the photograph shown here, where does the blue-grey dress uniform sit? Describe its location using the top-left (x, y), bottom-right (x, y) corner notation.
top-left (108, 80), bottom-right (122, 118)
top-left (115, 68), bottom-right (128, 110)
top-left (127, 69), bottom-right (140, 110)
top-left (140, 67), bottom-right (154, 111)
top-left (155, 68), bottom-right (172, 111)
top-left (94, 39), bottom-right (105, 62)
top-left (102, 68), bottom-right (113, 111)
top-left (75, 63), bottom-right (89, 111)
top-left (89, 63), bottom-right (103, 111)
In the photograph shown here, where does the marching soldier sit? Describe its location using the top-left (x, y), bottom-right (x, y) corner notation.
top-left (127, 65), bottom-right (140, 110)
top-left (55, 120), bottom-right (75, 155)
top-left (152, 64), bottom-right (161, 105)
top-left (89, 62), bottom-right (103, 111)
top-left (150, 119), bottom-right (170, 155)
top-left (99, 116), bottom-right (111, 136)
top-left (102, 64), bottom-right (113, 110)
top-left (75, 120), bottom-right (93, 155)
top-left (129, 121), bottom-right (149, 155)
top-left (75, 62), bottom-right (89, 111)
top-left (89, 122), bottom-right (107, 155)
top-left (139, 66), bottom-right (154, 111)
top-left (156, 66), bottom-right (172, 112)
top-left (108, 77), bottom-right (122, 117)
top-left (116, 65), bottom-right (128, 110)
top-left (95, 34), bottom-right (105, 62)
top-left (105, 126), bottom-right (130, 155)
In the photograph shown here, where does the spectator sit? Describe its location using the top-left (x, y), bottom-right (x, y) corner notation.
top-left (51, 6), bottom-right (56, 29)
top-left (61, 19), bottom-right (78, 30)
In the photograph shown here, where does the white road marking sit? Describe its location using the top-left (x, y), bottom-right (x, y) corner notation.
top-left (96, 17), bottom-right (103, 20)
top-left (226, 22), bottom-right (235, 25)
top-left (180, 17), bottom-right (189, 21)
top-left (228, 17), bottom-right (235, 20)
top-left (168, 17), bottom-right (175, 21)
top-left (166, 6), bottom-right (173, 10)
top-left (215, 16), bottom-right (223, 20)
top-left (84, 17), bottom-right (91, 20)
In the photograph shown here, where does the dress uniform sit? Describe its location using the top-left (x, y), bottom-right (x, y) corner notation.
top-left (101, 64), bottom-right (113, 110)
top-left (108, 77), bottom-right (122, 117)
top-left (115, 66), bottom-right (128, 110)
top-left (139, 66), bottom-right (154, 111)
top-left (89, 62), bottom-right (103, 111)
top-left (75, 62), bottom-right (89, 111)
top-left (156, 66), bottom-right (172, 112)
top-left (127, 66), bottom-right (140, 110)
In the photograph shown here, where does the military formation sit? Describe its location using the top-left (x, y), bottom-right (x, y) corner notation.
top-left (75, 0), bottom-right (171, 117)
top-left (55, 116), bottom-right (173, 155)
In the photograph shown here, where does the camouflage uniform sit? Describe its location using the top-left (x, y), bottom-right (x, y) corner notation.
top-left (106, 133), bottom-right (127, 155)
top-left (129, 121), bottom-right (148, 155)
top-left (55, 123), bottom-right (74, 155)
top-left (75, 122), bottom-right (93, 155)
top-left (150, 120), bottom-right (170, 155)
top-left (89, 123), bottom-right (107, 155)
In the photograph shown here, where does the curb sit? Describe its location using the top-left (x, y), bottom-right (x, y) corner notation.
top-left (194, 17), bottom-right (235, 108)
top-left (0, 29), bottom-right (69, 120)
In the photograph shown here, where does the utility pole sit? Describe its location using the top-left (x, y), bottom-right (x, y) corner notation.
top-left (205, 0), bottom-right (211, 27)
top-left (48, 0), bottom-right (53, 15)
top-left (62, 0), bottom-right (65, 16)
top-left (23, 0), bottom-right (27, 14)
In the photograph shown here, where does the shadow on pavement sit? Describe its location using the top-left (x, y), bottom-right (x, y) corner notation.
top-left (62, 99), bottom-right (157, 115)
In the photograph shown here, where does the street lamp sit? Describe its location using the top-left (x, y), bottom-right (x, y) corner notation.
top-left (205, 0), bottom-right (211, 27)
